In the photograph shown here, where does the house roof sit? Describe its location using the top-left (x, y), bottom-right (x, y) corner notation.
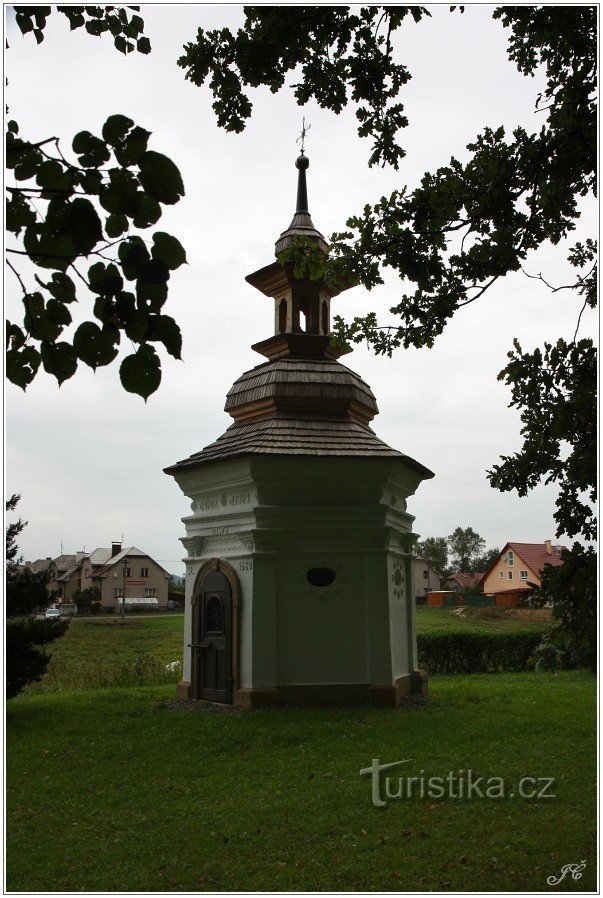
top-left (483, 542), bottom-right (566, 582)
top-left (445, 572), bottom-right (484, 589)
top-left (57, 563), bottom-right (81, 583)
top-left (27, 557), bottom-right (53, 574)
top-left (52, 554), bottom-right (77, 572)
top-left (91, 546), bottom-right (170, 578)
top-left (88, 547), bottom-right (114, 566)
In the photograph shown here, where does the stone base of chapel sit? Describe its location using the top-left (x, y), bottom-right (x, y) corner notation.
top-left (176, 672), bottom-right (428, 709)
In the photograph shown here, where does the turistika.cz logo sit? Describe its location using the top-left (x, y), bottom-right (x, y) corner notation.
top-left (360, 758), bottom-right (556, 808)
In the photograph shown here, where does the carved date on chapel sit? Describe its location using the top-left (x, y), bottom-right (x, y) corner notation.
top-left (199, 492), bottom-right (251, 512)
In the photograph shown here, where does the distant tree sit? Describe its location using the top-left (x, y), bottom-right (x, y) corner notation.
top-left (474, 546), bottom-right (501, 573)
top-left (415, 537), bottom-right (448, 576)
top-left (447, 526), bottom-right (486, 572)
top-left (7, 7), bottom-right (186, 399)
top-left (73, 586), bottom-right (101, 610)
top-left (6, 493), bottom-right (68, 698)
top-left (533, 544), bottom-right (596, 672)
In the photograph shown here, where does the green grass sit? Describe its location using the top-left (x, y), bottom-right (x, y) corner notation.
top-left (7, 671), bottom-right (596, 891)
top-left (416, 606), bottom-right (552, 635)
top-left (29, 613), bottom-right (185, 692)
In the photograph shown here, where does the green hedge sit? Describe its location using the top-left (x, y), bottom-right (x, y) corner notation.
top-left (417, 630), bottom-right (544, 674)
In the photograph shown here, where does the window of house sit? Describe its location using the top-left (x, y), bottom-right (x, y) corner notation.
top-left (423, 570), bottom-right (428, 579)
top-left (507, 551), bottom-right (514, 565)
top-left (141, 567), bottom-right (149, 578)
top-left (144, 587), bottom-right (156, 598)
top-left (126, 567), bottom-right (131, 578)
top-left (499, 571), bottom-right (504, 579)
top-left (520, 570), bottom-right (528, 580)
top-left (508, 571), bottom-right (513, 580)
top-left (114, 587), bottom-right (124, 598)
top-left (85, 568), bottom-right (90, 577)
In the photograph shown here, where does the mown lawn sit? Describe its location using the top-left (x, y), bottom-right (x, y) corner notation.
top-left (416, 606), bottom-right (552, 635)
top-left (7, 671), bottom-right (595, 892)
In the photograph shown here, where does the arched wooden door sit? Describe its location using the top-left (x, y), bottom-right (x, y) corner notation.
top-left (193, 569), bottom-right (233, 703)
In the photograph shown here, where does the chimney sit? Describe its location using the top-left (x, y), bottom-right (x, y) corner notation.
top-left (545, 540), bottom-right (552, 555)
top-left (75, 551), bottom-right (87, 565)
top-left (111, 542), bottom-right (122, 557)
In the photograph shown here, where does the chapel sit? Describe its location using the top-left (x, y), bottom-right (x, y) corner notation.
top-left (164, 151), bottom-right (433, 708)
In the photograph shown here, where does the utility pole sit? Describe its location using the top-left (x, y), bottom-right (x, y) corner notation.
top-left (121, 554), bottom-right (128, 623)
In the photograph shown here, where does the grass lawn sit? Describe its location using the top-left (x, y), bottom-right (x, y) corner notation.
top-left (416, 606), bottom-right (552, 635)
top-left (7, 671), bottom-right (595, 892)
top-left (29, 613), bottom-right (185, 691)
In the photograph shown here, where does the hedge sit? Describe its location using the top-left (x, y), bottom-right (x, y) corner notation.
top-left (417, 630), bottom-right (545, 674)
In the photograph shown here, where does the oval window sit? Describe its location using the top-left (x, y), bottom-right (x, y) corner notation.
top-left (307, 568), bottom-right (336, 588)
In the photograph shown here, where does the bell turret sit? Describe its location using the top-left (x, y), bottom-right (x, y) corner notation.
top-left (246, 152), bottom-right (349, 361)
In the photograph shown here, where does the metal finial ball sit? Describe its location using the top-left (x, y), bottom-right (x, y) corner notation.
top-left (296, 154), bottom-right (309, 170)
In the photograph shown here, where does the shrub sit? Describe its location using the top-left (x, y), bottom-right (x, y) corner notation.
top-left (417, 630), bottom-right (546, 674)
top-left (6, 618), bottom-right (69, 698)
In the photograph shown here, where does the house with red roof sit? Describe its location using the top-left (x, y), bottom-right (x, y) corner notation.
top-left (481, 541), bottom-right (566, 607)
top-left (441, 572), bottom-right (485, 592)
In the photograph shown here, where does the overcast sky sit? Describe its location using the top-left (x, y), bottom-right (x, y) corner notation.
top-left (5, 5), bottom-right (596, 574)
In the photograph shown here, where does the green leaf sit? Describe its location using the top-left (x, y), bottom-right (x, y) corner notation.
top-left (44, 272), bottom-right (77, 303)
top-left (46, 197), bottom-right (103, 255)
top-left (6, 345), bottom-right (41, 390)
top-left (99, 169), bottom-right (139, 216)
top-left (138, 151), bottom-right (184, 205)
top-left (35, 159), bottom-right (72, 194)
top-left (23, 292), bottom-right (62, 341)
top-left (87, 261), bottom-right (124, 297)
top-left (102, 114), bottom-right (134, 146)
top-left (119, 344), bottom-right (161, 399)
top-left (137, 36), bottom-right (151, 54)
top-left (6, 321), bottom-right (26, 350)
top-left (23, 223), bottom-right (75, 271)
top-left (40, 340), bottom-right (78, 385)
top-left (114, 125), bottom-right (151, 167)
top-left (45, 299), bottom-right (72, 326)
top-left (151, 231), bottom-right (187, 269)
top-left (131, 193), bottom-right (161, 228)
top-left (6, 192), bottom-right (36, 235)
top-left (72, 130), bottom-right (110, 168)
top-left (105, 213), bottom-right (129, 238)
top-left (118, 237), bottom-right (150, 280)
top-left (73, 322), bottom-right (119, 369)
top-left (14, 158), bottom-right (39, 181)
top-left (8, 120), bottom-right (19, 134)
top-left (136, 279), bottom-right (168, 311)
top-left (146, 314), bottom-right (182, 359)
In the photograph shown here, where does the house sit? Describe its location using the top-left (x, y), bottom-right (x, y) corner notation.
top-left (412, 556), bottom-right (442, 601)
top-left (25, 554), bottom-right (79, 598)
top-left (56, 542), bottom-right (171, 610)
top-left (481, 540), bottom-right (565, 607)
top-left (441, 572), bottom-right (484, 592)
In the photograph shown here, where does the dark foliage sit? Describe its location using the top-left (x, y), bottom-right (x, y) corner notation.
top-left (418, 630), bottom-right (547, 675)
top-left (5, 494), bottom-right (68, 697)
top-left (533, 544), bottom-right (596, 672)
top-left (7, 8), bottom-right (185, 399)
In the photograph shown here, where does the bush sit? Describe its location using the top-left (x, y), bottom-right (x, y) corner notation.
top-left (417, 630), bottom-right (546, 674)
top-left (6, 618), bottom-right (69, 698)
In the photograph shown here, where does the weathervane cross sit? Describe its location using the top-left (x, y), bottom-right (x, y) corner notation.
top-left (296, 117), bottom-right (311, 154)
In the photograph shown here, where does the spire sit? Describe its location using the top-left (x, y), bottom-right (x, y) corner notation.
top-left (275, 152), bottom-right (329, 256)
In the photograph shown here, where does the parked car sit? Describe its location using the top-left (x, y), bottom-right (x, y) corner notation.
top-left (44, 608), bottom-right (61, 621)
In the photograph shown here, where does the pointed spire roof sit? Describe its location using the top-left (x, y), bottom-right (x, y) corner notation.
top-left (275, 154), bottom-right (329, 256)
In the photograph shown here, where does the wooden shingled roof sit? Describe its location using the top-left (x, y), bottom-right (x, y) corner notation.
top-left (224, 358), bottom-right (379, 420)
top-left (165, 413), bottom-right (432, 477)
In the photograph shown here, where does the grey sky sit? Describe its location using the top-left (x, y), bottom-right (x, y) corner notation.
top-left (5, 5), bottom-right (596, 573)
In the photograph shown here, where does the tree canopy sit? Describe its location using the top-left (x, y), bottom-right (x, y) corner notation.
top-left (6, 7), bottom-right (186, 399)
